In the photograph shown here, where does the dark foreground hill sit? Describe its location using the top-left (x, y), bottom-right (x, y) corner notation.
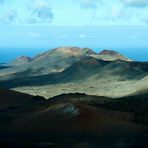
top-left (0, 89), bottom-right (148, 147)
top-left (0, 89), bottom-right (45, 111)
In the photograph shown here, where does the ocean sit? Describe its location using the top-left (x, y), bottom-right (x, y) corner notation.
top-left (0, 48), bottom-right (49, 63)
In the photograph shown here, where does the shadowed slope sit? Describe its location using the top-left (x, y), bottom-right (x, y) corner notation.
top-left (91, 60), bottom-right (148, 81)
top-left (0, 89), bottom-right (45, 111)
top-left (0, 58), bottom-right (147, 88)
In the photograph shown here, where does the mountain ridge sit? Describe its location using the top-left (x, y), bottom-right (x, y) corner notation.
top-left (8, 47), bottom-right (132, 67)
top-left (0, 47), bottom-right (131, 79)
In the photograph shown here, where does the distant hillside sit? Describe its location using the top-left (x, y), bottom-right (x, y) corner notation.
top-left (0, 47), bottom-right (132, 77)
top-left (24, 47), bottom-right (97, 75)
top-left (8, 56), bottom-right (33, 66)
top-left (0, 47), bottom-right (97, 78)
top-left (94, 49), bottom-right (132, 61)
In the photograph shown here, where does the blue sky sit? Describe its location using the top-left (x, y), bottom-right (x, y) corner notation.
top-left (0, 0), bottom-right (148, 61)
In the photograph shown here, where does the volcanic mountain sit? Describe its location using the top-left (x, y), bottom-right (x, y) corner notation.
top-left (0, 46), bottom-right (148, 99)
top-left (8, 56), bottom-right (33, 66)
top-left (1, 47), bottom-right (96, 77)
top-left (92, 49), bottom-right (132, 61)
top-left (27, 47), bottom-right (96, 74)
top-left (0, 47), bottom-right (131, 77)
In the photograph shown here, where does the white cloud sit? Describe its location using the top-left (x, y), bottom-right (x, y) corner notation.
top-left (87, 0), bottom-right (148, 25)
top-left (110, 4), bottom-right (124, 19)
top-left (122, 0), bottom-right (148, 7)
top-left (79, 33), bottom-right (86, 38)
top-left (59, 34), bottom-right (68, 38)
top-left (0, 0), bottom-right (148, 26)
top-left (81, 0), bottom-right (99, 9)
top-left (31, 0), bottom-right (53, 23)
top-left (0, 10), bottom-right (17, 24)
top-left (92, 3), bottom-right (130, 22)
top-left (28, 32), bottom-right (41, 38)
top-left (0, 0), bottom-right (54, 24)
top-left (33, 0), bottom-right (50, 9)
top-left (21, 32), bottom-right (41, 39)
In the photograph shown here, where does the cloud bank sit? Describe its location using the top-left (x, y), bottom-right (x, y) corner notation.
top-left (0, 0), bottom-right (148, 25)
top-left (31, 0), bottom-right (53, 23)
top-left (0, 0), bottom-right (53, 24)
top-left (122, 0), bottom-right (148, 7)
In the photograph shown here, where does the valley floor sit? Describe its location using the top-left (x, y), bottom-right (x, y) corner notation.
top-left (13, 76), bottom-right (148, 99)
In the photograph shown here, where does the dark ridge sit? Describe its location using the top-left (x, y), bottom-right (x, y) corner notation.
top-left (99, 49), bottom-right (119, 55)
top-left (0, 65), bottom-right (10, 70)
top-left (47, 92), bottom-right (109, 103)
top-left (48, 92), bottom-right (148, 124)
top-left (0, 63), bottom-right (6, 65)
top-left (82, 47), bottom-right (97, 55)
top-left (19, 56), bottom-right (33, 62)
top-left (0, 89), bottom-right (46, 113)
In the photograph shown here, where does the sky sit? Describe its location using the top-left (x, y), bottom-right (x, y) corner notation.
top-left (0, 0), bottom-right (148, 62)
